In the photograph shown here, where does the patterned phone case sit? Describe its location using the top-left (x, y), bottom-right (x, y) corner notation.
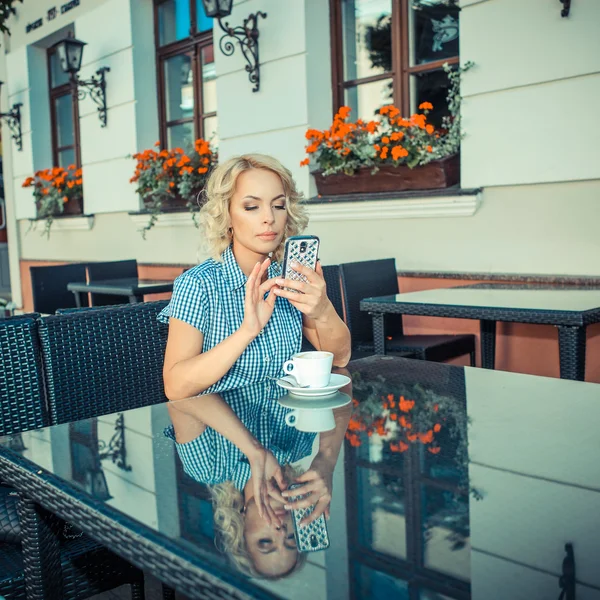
top-left (281, 236), bottom-right (320, 292)
top-left (288, 483), bottom-right (330, 553)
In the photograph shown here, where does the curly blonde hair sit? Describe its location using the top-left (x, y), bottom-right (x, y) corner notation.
top-left (209, 464), bottom-right (307, 579)
top-left (199, 154), bottom-right (309, 263)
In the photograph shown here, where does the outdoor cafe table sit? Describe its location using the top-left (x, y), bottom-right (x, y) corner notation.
top-left (67, 278), bottom-right (174, 307)
top-left (360, 284), bottom-right (600, 381)
top-left (1, 356), bottom-right (599, 599)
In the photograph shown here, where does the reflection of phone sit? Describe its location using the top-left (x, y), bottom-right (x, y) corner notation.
top-left (281, 235), bottom-right (320, 292)
top-left (288, 482), bottom-right (330, 553)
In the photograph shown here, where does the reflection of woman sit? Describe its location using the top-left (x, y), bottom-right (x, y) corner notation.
top-left (159, 154), bottom-right (351, 397)
top-left (166, 381), bottom-right (351, 579)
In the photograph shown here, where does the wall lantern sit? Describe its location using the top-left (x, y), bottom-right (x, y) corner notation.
top-left (52, 33), bottom-right (111, 127)
top-left (0, 81), bottom-right (23, 152)
top-left (201, 0), bottom-right (267, 92)
top-left (560, 0), bottom-right (571, 17)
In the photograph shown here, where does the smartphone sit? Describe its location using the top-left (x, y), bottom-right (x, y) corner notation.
top-left (281, 235), bottom-right (320, 292)
top-left (288, 482), bottom-right (330, 553)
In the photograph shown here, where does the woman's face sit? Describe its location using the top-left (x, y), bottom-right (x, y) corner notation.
top-left (244, 497), bottom-right (298, 577)
top-left (229, 168), bottom-right (288, 259)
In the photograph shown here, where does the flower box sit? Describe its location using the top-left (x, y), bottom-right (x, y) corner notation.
top-left (313, 154), bottom-right (459, 196)
top-left (62, 196), bottom-right (84, 215)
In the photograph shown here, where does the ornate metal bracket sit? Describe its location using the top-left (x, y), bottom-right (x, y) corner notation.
top-left (560, 0), bottom-right (571, 17)
top-left (98, 413), bottom-right (131, 471)
top-left (0, 102), bottom-right (23, 151)
top-left (217, 12), bottom-right (267, 92)
top-left (558, 543), bottom-right (576, 600)
top-left (73, 66), bottom-right (110, 127)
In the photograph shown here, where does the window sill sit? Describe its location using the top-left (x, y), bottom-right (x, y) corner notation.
top-left (306, 187), bottom-right (482, 222)
top-left (26, 215), bottom-right (95, 232)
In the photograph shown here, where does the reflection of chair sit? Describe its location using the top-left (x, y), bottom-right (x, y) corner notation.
top-left (87, 259), bottom-right (138, 307)
top-left (340, 259), bottom-right (476, 365)
top-left (30, 263), bottom-right (88, 314)
top-left (39, 300), bottom-right (169, 424)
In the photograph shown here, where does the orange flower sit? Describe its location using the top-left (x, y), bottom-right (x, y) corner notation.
top-left (426, 124), bottom-right (434, 134)
top-left (399, 416), bottom-right (412, 429)
top-left (67, 181), bottom-right (75, 189)
top-left (42, 188), bottom-right (49, 195)
top-left (391, 146), bottom-right (409, 160)
top-left (433, 404), bottom-right (439, 412)
top-left (300, 158), bottom-right (310, 167)
top-left (407, 433), bottom-right (418, 442)
top-left (427, 446), bottom-right (441, 454)
top-left (154, 141), bottom-right (160, 146)
top-left (62, 196), bottom-right (68, 203)
top-left (418, 430), bottom-right (434, 444)
top-left (366, 121), bottom-right (378, 134)
top-left (382, 136), bottom-right (390, 145)
top-left (75, 178), bottom-right (83, 185)
top-left (419, 102), bottom-right (433, 110)
top-left (379, 147), bottom-right (389, 159)
top-left (433, 423), bottom-right (441, 433)
top-left (22, 177), bottom-right (34, 188)
top-left (169, 182), bottom-right (175, 188)
top-left (197, 167), bottom-right (208, 174)
top-left (390, 132), bottom-right (404, 141)
top-left (426, 145), bottom-right (433, 153)
top-left (399, 396), bottom-right (415, 412)
top-left (337, 106), bottom-right (352, 120)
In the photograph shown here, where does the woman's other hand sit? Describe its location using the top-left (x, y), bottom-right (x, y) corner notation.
top-left (240, 258), bottom-right (279, 339)
top-left (249, 446), bottom-right (286, 526)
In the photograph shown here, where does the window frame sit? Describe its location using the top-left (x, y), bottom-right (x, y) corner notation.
top-left (47, 46), bottom-right (81, 169)
top-left (153, 0), bottom-right (216, 148)
top-left (329, 0), bottom-right (460, 118)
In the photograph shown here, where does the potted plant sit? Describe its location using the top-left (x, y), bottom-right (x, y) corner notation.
top-left (22, 165), bottom-right (83, 238)
top-left (301, 62), bottom-right (472, 195)
top-left (130, 138), bottom-right (217, 238)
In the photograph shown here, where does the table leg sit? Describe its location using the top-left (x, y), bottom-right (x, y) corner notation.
top-left (371, 313), bottom-right (386, 355)
top-left (480, 320), bottom-right (496, 370)
top-left (72, 291), bottom-right (82, 308)
top-left (557, 326), bottom-right (586, 381)
top-left (17, 495), bottom-right (64, 600)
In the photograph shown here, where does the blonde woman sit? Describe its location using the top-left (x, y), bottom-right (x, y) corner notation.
top-left (159, 154), bottom-right (351, 398)
top-left (166, 382), bottom-right (351, 579)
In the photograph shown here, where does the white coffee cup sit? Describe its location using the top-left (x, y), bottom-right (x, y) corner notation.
top-left (284, 408), bottom-right (335, 433)
top-left (282, 351), bottom-right (334, 388)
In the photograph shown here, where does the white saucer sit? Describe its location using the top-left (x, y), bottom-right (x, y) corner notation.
top-left (275, 373), bottom-right (351, 397)
top-left (277, 391), bottom-right (352, 410)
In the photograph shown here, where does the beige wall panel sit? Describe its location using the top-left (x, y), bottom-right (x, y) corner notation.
top-left (466, 367), bottom-right (600, 488)
top-left (469, 465), bottom-right (600, 588)
top-left (80, 156), bottom-right (139, 214)
top-left (79, 103), bottom-right (137, 165)
top-left (217, 54), bottom-right (308, 139)
top-left (472, 550), bottom-right (600, 600)
top-left (461, 0), bottom-right (600, 97)
top-left (76, 0), bottom-right (133, 66)
top-left (12, 176), bottom-right (36, 220)
top-left (462, 73), bottom-right (600, 187)
top-left (5, 45), bottom-right (28, 96)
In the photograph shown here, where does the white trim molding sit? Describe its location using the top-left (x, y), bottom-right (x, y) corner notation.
top-left (129, 212), bottom-right (197, 229)
top-left (30, 216), bottom-right (95, 233)
top-left (307, 193), bottom-right (482, 222)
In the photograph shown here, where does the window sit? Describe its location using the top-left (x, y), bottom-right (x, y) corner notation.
top-left (48, 47), bottom-right (81, 168)
top-left (331, 0), bottom-right (459, 128)
top-left (154, 0), bottom-right (217, 149)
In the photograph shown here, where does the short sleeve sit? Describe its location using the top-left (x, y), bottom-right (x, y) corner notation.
top-left (160, 273), bottom-right (209, 333)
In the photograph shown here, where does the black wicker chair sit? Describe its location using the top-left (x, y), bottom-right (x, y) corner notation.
top-left (38, 300), bottom-right (169, 424)
top-left (30, 264), bottom-right (89, 315)
top-left (340, 259), bottom-right (476, 365)
top-left (301, 264), bottom-right (344, 352)
top-left (0, 320), bottom-right (146, 600)
top-left (87, 260), bottom-right (138, 307)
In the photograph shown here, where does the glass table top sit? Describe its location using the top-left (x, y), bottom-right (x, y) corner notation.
top-left (1, 356), bottom-right (599, 600)
top-left (364, 286), bottom-right (600, 313)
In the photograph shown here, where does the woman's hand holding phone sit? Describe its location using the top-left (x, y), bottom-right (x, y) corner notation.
top-left (274, 261), bottom-right (331, 320)
top-left (281, 453), bottom-right (334, 525)
top-left (248, 446), bottom-right (287, 526)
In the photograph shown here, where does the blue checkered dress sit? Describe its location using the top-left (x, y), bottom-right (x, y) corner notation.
top-left (158, 245), bottom-right (303, 394)
top-left (164, 382), bottom-right (316, 489)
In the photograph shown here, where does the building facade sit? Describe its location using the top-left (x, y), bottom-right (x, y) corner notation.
top-left (1, 0), bottom-right (599, 379)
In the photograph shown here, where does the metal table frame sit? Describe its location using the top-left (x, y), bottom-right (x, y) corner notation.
top-left (67, 279), bottom-right (174, 307)
top-left (360, 286), bottom-right (600, 381)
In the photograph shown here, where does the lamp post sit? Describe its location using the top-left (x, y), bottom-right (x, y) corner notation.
top-left (52, 33), bottom-right (111, 127)
top-left (201, 0), bottom-right (267, 92)
top-left (0, 80), bottom-right (23, 151)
